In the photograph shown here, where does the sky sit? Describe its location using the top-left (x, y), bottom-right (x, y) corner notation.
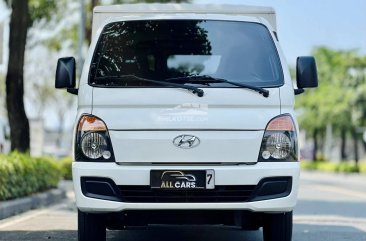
top-left (195, 0), bottom-right (366, 65)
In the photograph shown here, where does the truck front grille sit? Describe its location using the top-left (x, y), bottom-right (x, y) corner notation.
top-left (118, 185), bottom-right (256, 203)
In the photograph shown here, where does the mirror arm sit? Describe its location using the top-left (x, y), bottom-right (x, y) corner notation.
top-left (67, 88), bottom-right (78, 95)
top-left (294, 89), bottom-right (305, 95)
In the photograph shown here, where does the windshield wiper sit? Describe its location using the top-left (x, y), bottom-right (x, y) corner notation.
top-left (94, 75), bottom-right (204, 97)
top-left (165, 75), bottom-right (269, 98)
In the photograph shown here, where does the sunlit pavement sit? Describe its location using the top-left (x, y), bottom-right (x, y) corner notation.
top-left (0, 171), bottom-right (366, 241)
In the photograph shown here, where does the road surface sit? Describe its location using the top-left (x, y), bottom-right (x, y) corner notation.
top-left (0, 171), bottom-right (365, 241)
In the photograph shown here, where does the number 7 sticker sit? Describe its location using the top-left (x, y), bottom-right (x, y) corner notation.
top-left (206, 170), bottom-right (215, 189)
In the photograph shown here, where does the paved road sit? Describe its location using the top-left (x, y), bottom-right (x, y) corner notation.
top-left (0, 171), bottom-right (366, 241)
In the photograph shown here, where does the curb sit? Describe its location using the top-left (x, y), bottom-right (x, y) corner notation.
top-left (0, 188), bottom-right (66, 220)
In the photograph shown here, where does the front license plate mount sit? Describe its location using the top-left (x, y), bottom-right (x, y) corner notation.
top-left (150, 170), bottom-right (215, 190)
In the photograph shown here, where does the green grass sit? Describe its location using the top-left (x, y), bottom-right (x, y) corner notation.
top-left (301, 160), bottom-right (366, 174)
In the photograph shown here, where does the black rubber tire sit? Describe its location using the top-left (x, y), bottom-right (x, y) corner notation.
top-left (263, 211), bottom-right (293, 241)
top-left (78, 210), bottom-right (106, 241)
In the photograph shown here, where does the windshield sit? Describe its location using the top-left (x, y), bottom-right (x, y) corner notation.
top-left (89, 20), bottom-right (283, 87)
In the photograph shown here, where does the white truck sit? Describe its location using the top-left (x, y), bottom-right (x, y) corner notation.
top-left (55, 4), bottom-right (318, 241)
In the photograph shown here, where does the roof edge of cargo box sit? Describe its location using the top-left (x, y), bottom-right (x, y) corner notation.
top-left (94, 4), bottom-right (275, 15)
top-left (92, 4), bottom-right (277, 41)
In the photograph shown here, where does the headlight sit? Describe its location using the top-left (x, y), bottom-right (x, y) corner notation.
top-left (81, 132), bottom-right (108, 159)
top-left (258, 114), bottom-right (298, 162)
top-left (75, 115), bottom-right (115, 162)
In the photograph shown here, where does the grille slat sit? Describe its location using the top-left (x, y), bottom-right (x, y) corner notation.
top-left (118, 185), bottom-right (256, 203)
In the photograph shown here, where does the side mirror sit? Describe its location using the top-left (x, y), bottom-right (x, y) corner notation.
top-left (55, 57), bottom-right (77, 94)
top-left (295, 56), bottom-right (318, 95)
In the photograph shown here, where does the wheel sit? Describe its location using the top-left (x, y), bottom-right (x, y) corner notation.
top-left (78, 210), bottom-right (106, 241)
top-left (263, 211), bottom-right (292, 241)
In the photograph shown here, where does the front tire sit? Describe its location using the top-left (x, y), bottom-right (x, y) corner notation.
top-left (263, 211), bottom-right (292, 241)
top-left (78, 210), bottom-right (106, 241)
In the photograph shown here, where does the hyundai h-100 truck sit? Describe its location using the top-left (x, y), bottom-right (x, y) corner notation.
top-left (55, 4), bottom-right (318, 241)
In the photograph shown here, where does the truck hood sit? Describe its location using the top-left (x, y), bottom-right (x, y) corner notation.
top-left (92, 87), bottom-right (280, 130)
top-left (91, 87), bottom-right (280, 164)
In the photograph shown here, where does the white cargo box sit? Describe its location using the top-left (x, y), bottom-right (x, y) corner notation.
top-left (92, 4), bottom-right (276, 41)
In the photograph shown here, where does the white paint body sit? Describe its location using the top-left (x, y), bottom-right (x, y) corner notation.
top-left (73, 4), bottom-right (299, 214)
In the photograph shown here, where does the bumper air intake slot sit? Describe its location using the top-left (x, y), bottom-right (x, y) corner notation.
top-left (81, 176), bottom-right (292, 203)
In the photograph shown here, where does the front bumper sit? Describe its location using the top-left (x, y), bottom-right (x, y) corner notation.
top-left (73, 162), bottom-right (299, 213)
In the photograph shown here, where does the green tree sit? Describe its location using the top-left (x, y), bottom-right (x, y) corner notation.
top-left (4, 0), bottom-right (57, 152)
top-left (5, 0), bottom-right (30, 152)
top-left (296, 47), bottom-right (366, 162)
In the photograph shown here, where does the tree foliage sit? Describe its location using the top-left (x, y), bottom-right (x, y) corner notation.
top-left (296, 47), bottom-right (366, 161)
top-left (28, 0), bottom-right (57, 23)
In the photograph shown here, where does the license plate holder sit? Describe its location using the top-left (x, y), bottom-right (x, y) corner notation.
top-left (150, 170), bottom-right (215, 190)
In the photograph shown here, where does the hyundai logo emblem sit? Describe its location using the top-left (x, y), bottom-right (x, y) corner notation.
top-left (173, 135), bottom-right (200, 149)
